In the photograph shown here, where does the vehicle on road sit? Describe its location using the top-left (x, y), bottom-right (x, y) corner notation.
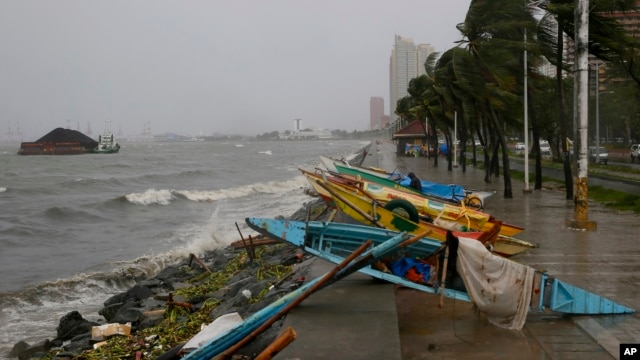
top-left (539, 140), bottom-right (550, 152)
top-left (631, 144), bottom-right (640, 163)
top-left (588, 146), bottom-right (609, 165)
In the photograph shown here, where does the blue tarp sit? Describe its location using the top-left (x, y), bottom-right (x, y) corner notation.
top-left (439, 143), bottom-right (448, 155)
top-left (398, 177), bottom-right (466, 200)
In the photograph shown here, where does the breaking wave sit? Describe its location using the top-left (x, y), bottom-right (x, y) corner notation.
top-left (123, 176), bottom-right (309, 205)
top-left (125, 189), bottom-right (174, 205)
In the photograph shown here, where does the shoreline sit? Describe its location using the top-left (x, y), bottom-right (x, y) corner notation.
top-left (9, 144), bottom-right (372, 360)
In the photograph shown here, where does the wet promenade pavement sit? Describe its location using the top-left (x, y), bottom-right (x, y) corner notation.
top-left (275, 140), bottom-right (640, 360)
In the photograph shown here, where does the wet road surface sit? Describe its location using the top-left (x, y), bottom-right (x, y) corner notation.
top-left (369, 141), bottom-right (640, 359)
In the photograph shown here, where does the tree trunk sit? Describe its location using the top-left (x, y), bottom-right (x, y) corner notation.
top-left (499, 136), bottom-right (513, 199)
top-left (430, 120), bottom-right (439, 167)
top-left (445, 131), bottom-right (453, 171)
top-left (556, 21), bottom-right (574, 200)
top-left (490, 108), bottom-right (512, 198)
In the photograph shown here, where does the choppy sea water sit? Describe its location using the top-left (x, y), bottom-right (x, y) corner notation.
top-left (0, 139), bottom-right (369, 356)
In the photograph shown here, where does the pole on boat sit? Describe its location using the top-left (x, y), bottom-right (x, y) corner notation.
top-left (439, 243), bottom-right (449, 308)
top-left (235, 222), bottom-right (255, 262)
top-left (254, 326), bottom-right (297, 360)
top-left (315, 179), bottom-right (386, 228)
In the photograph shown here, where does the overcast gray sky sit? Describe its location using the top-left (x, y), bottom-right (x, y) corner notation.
top-left (1, 1), bottom-right (471, 139)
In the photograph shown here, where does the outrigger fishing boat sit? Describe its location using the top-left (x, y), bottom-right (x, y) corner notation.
top-left (246, 217), bottom-right (635, 331)
top-left (300, 167), bottom-right (524, 238)
top-left (302, 169), bottom-right (535, 257)
top-left (301, 171), bottom-right (536, 257)
top-left (320, 155), bottom-right (492, 209)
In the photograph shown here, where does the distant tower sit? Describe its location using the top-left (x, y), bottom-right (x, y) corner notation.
top-left (142, 121), bottom-right (152, 138)
top-left (86, 122), bottom-right (93, 137)
top-left (369, 97), bottom-right (384, 130)
top-left (15, 122), bottom-right (22, 141)
top-left (389, 35), bottom-right (435, 124)
top-left (294, 118), bottom-right (302, 132)
top-left (5, 123), bottom-right (13, 141)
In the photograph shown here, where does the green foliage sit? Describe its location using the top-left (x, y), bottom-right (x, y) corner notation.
top-left (588, 185), bottom-right (640, 213)
top-left (510, 168), bottom-right (640, 213)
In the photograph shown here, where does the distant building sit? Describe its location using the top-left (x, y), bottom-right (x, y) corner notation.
top-left (389, 35), bottom-right (435, 126)
top-left (381, 115), bottom-right (390, 129)
top-left (369, 97), bottom-right (385, 130)
top-left (293, 119), bottom-right (302, 132)
top-left (416, 43), bottom-right (436, 74)
top-left (282, 128), bottom-right (333, 140)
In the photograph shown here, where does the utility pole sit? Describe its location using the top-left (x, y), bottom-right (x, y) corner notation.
top-left (523, 28), bottom-right (531, 193)
top-left (567, 0), bottom-right (596, 230)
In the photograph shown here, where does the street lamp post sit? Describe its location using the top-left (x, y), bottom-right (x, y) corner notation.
top-left (595, 64), bottom-right (600, 163)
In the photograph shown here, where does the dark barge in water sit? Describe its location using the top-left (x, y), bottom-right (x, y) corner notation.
top-left (18, 128), bottom-right (106, 155)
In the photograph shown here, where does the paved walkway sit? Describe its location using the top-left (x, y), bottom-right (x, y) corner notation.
top-left (275, 140), bottom-right (640, 360)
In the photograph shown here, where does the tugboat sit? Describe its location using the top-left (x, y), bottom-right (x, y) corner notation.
top-left (92, 133), bottom-right (120, 154)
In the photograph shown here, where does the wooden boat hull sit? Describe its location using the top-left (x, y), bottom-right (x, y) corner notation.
top-left (245, 217), bottom-right (466, 299)
top-left (246, 218), bottom-right (635, 316)
top-left (301, 168), bottom-right (524, 238)
top-left (307, 174), bottom-right (534, 257)
top-left (323, 160), bottom-right (526, 234)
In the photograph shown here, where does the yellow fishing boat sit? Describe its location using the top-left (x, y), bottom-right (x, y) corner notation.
top-left (301, 171), bottom-right (535, 257)
top-left (301, 168), bottom-right (524, 238)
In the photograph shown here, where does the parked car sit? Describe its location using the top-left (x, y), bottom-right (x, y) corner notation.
top-left (631, 144), bottom-right (640, 163)
top-left (539, 140), bottom-right (550, 152)
top-left (588, 146), bottom-right (608, 164)
top-left (514, 142), bottom-right (525, 152)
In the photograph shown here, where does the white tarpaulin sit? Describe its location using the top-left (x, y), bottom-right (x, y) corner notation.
top-left (456, 236), bottom-right (535, 330)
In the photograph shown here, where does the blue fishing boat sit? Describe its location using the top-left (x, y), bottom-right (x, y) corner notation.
top-left (245, 218), bottom-right (635, 321)
top-left (319, 155), bottom-right (492, 209)
top-left (182, 229), bottom-right (427, 359)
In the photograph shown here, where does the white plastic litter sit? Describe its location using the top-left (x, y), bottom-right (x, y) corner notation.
top-left (183, 312), bottom-right (244, 351)
top-left (242, 289), bottom-right (252, 299)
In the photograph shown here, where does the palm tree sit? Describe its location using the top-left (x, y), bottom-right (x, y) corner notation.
top-left (449, 0), bottom-right (540, 197)
top-left (536, 0), bottom-right (637, 198)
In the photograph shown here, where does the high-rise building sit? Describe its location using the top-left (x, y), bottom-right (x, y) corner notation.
top-left (389, 35), bottom-right (435, 125)
top-left (416, 44), bottom-right (436, 75)
top-left (369, 97), bottom-right (385, 130)
top-left (381, 115), bottom-right (390, 129)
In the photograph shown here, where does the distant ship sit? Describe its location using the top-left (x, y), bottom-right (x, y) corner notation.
top-left (92, 133), bottom-right (120, 154)
top-left (17, 128), bottom-right (119, 155)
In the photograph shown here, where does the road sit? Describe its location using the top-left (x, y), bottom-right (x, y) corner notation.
top-left (509, 157), bottom-right (640, 195)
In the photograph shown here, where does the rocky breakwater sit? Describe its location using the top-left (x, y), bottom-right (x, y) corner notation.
top-left (9, 199), bottom-right (332, 360)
